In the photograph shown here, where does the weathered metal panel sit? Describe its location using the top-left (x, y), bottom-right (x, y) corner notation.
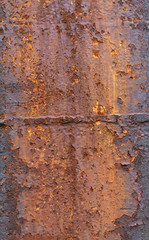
top-left (0, 0), bottom-right (149, 239)
top-left (1, 0), bottom-right (149, 118)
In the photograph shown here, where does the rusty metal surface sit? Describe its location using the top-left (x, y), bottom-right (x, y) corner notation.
top-left (0, 0), bottom-right (149, 239)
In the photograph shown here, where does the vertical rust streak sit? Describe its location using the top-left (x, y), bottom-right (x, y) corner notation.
top-left (1, 0), bottom-right (149, 239)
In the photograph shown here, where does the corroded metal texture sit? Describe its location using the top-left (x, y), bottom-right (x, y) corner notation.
top-left (0, 0), bottom-right (149, 239)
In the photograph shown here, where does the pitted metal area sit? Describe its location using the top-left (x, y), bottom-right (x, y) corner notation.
top-left (0, 0), bottom-right (149, 239)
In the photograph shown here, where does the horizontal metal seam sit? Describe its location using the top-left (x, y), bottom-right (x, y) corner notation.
top-left (1, 113), bottom-right (149, 126)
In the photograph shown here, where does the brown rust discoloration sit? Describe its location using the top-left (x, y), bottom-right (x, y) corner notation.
top-left (1, 0), bottom-right (148, 119)
top-left (0, 0), bottom-right (149, 239)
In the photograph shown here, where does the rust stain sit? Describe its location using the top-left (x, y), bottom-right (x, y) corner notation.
top-left (0, 0), bottom-right (148, 239)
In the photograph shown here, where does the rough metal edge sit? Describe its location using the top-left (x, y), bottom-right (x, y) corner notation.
top-left (0, 113), bottom-right (149, 127)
